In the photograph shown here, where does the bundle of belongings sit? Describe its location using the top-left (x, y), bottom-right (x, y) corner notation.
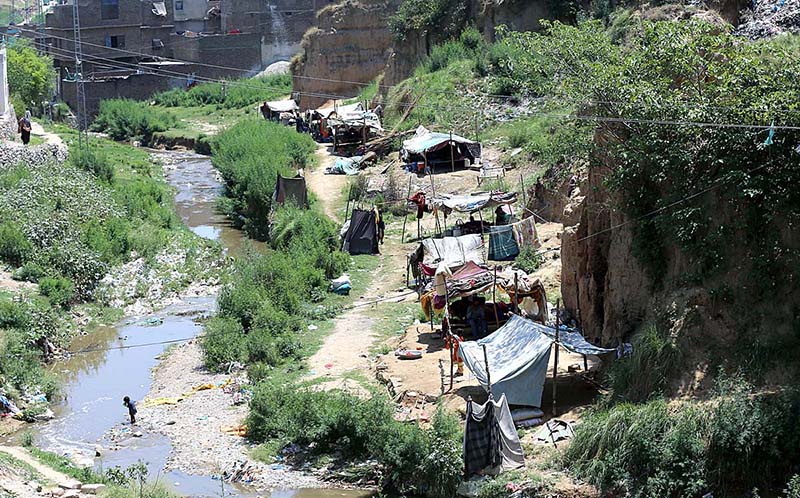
top-left (325, 151), bottom-right (378, 175)
top-left (464, 393), bottom-right (524, 476)
top-left (330, 274), bottom-right (352, 295)
top-left (0, 392), bottom-right (21, 417)
top-left (459, 315), bottom-right (615, 407)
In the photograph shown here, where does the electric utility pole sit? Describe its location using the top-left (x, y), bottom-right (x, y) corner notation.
top-left (72, 0), bottom-right (88, 148)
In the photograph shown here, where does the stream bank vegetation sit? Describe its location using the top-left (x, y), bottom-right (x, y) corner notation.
top-left (0, 125), bottom-right (220, 418)
top-left (201, 120), bottom-right (469, 496)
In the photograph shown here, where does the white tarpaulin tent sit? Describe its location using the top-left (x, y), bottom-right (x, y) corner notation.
top-left (459, 315), bottom-right (615, 407)
top-left (266, 99), bottom-right (299, 113)
top-left (421, 234), bottom-right (485, 267)
top-left (460, 315), bottom-right (553, 407)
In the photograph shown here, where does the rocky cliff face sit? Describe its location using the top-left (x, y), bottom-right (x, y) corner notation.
top-left (292, 0), bottom-right (399, 108)
top-left (294, 0), bottom-right (574, 104)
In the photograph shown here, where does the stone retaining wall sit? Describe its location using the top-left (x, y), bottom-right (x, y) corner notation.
top-left (0, 142), bottom-right (69, 168)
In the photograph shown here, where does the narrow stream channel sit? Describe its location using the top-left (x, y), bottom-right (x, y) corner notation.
top-left (12, 151), bottom-right (369, 498)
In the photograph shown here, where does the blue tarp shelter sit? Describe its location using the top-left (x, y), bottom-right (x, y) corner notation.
top-left (459, 315), bottom-right (614, 407)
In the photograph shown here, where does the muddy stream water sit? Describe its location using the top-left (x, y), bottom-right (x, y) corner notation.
top-left (12, 151), bottom-right (369, 498)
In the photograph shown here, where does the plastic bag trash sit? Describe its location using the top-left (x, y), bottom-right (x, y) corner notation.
top-left (308, 324), bottom-right (318, 331)
top-left (330, 274), bottom-right (352, 295)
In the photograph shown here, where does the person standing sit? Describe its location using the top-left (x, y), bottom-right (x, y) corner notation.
top-left (466, 298), bottom-right (488, 339)
top-left (123, 396), bottom-right (137, 424)
top-left (18, 111), bottom-right (32, 145)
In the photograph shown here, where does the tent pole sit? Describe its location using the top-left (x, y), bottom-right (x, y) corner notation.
top-left (575, 271), bottom-right (588, 372)
top-left (552, 299), bottom-right (561, 417)
top-left (492, 266), bottom-right (501, 331)
top-left (514, 272), bottom-right (519, 314)
top-left (520, 173), bottom-right (527, 212)
top-left (401, 174), bottom-right (412, 243)
top-left (444, 278), bottom-right (454, 392)
top-left (478, 209), bottom-right (487, 262)
top-left (428, 163), bottom-right (442, 237)
top-left (450, 131), bottom-right (455, 173)
top-left (362, 115), bottom-right (367, 146)
top-left (482, 344), bottom-right (491, 396)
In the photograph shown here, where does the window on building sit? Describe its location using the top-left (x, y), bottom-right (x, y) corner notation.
top-left (101, 0), bottom-right (119, 20)
top-left (104, 35), bottom-right (125, 48)
top-left (175, 1), bottom-right (183, 10)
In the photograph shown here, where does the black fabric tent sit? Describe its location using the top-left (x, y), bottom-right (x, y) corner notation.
top-left (344, 209), bottom-right (378, 255)
top-left (273, 175), bottom-right (308, 208)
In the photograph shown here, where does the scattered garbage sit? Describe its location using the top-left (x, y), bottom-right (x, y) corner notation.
top-left (395, 349), bottom-right (422, 360)
top-left (330, 274), bottom-right (352, 295)
top-left (141, 317), bottom-right (164, 327)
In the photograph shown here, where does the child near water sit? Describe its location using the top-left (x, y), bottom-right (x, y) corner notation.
top-left (123, 396), bottom-right (137, 424)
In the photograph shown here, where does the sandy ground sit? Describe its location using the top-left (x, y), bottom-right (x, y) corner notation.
top-left (138, 340), bottom-right (322, 490)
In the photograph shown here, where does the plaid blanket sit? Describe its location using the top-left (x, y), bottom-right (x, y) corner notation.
top-left (464, 398), bottom-right (503, 475)
top-left (488, 225), bottom-right (520, 261)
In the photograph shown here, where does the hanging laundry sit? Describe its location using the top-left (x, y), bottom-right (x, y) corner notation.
top-left (463, 394), bottom-right (524, 476)
top-left (488, 225), bottom-right (520, 261)
top-left (763, 121), bottom-right (775, 146)
top-left (511, 216), bottom-right (540, 249)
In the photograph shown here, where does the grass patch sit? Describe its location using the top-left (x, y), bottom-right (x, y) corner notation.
top-left (27, 447), bottom-right (106, 484)
top-left (153, 75), bottom-right (291, 109)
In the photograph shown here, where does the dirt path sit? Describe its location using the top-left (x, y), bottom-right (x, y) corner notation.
top-left (0, 446), bottom-right (81, 490)
top-left (30, 121), bottom-right (64, 147)
top-left (305, 148), bottom-right (413, 389)
top-left (305, 145), bottom-right (348, 222)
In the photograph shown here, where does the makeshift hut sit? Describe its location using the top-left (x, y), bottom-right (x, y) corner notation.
top-left (401, 126), bottom-right (482, 173)
top-left (328, 110), bottom-right (383, 150)
top-left (261, 99), bottom-right (299, 122)
top-left (273, 175), bottom-right (309, 208)
top-left (459, 315), bottom-right (614, 407)
top-left (343, 209), bottom-right (379, 255)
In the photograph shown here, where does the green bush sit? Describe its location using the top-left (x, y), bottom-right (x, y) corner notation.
top-left (91, 99), bottom-right (177, 145)
top-left (153, 75), bottom-right (291, 109)
top-left (201, 317), bottom-right (247, 370)
top-left (12, 262), bottom-right (45, 283)
top-left (389, 0), bottom-right (471, 41)
top-left (39, 276), bottom-right (75, 308)
top-left (514, 246), bottom-right (544, 274)
top-left (0, 221), bottom-right (32, 266)
top-left (607, 323), bottom-right (681, 402)
top-left (247, 384), bottom-right (463, 496)
top-left (564, 376), bottom-right (800, 497)
top-left (211, 119), bottom-right (316, 239)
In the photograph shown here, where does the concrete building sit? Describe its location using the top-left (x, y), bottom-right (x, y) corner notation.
top-left (44, 0), bottom-right (175, 75)
top-left (173, 0), bottom-right (220, 32)
top-left (220, 0), bottom-right (335, 66)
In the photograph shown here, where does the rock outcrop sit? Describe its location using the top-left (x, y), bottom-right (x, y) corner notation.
top-left (292, 0), bottom-right (400, 108)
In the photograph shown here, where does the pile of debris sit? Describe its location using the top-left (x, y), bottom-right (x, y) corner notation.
top-left (736, 0), bottom-right (800, 39)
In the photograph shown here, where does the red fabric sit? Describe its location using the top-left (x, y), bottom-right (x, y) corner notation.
top-left (419, 263), bottom-right (437, 277)
top-left (450, 261), bottom-right (488, 280)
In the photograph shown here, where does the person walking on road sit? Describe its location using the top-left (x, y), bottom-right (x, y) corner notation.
top-left (18, 111), bottom-right (32, 145)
